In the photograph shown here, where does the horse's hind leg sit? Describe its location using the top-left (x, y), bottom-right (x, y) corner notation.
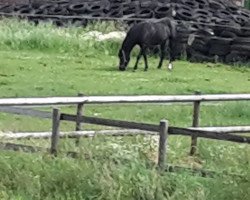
top-left (134, 49), bottom-right (142, 71)
top-left (157, 43), bottom-right (167, 69)
top-left (141, 46), bottom-right (148, 71)
top-left (168, 39), bottom-right (175, 70)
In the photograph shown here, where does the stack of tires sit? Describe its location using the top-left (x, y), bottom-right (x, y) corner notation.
top-left (0, 0), bottom-right (249, 64)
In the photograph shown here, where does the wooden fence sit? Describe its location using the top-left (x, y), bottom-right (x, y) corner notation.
top-left (0, 93), bottom-right (250, 170)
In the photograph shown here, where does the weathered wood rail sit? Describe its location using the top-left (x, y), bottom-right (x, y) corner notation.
top-left (0, 93), bottom-right (250, 170)
top-left (1, 94), bottom-right (250, 106)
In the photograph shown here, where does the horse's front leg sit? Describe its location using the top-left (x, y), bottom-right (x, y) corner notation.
top-left (157, 43), bottom-right (166, 69)
top-left (141, 46), bottom-right (148, 71)
top-left (134, 49), bottom-right (142, 71)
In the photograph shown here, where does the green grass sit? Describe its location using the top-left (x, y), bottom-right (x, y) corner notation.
top-left (0, 19), bottom-right (249, 199)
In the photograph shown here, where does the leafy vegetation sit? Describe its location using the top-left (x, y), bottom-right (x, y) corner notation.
top-left (0, 19), bottom-right (249, 200)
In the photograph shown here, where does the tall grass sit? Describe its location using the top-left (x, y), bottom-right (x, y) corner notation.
top-left (0, 19), bottom-right (122, 55)
top-left (0, 140), bottom-right (249, 200)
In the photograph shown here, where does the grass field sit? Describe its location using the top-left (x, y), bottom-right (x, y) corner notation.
top-left (0, 19), bottom-right (250, 200)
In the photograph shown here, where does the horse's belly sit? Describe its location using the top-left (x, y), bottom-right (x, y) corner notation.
top-left (143, 35), bottom-right (167, 46)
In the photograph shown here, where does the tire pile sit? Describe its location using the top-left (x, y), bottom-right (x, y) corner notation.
top-left (0, 0), bottom-right (250, 64)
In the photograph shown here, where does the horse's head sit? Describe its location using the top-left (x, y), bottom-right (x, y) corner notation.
top-left (118, 49), bottom-right (130, 71)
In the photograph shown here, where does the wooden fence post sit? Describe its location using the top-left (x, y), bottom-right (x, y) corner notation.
top-left (75, 93), bottom-right (84, 145)
top-left (158, 120), bottom-right (169, 171)
top-left (50, 108), bottom-right (61, 156)
top-left (190, 91), bottom-right (201, 156)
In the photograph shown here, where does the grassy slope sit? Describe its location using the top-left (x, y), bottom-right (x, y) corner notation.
top-left (0, 19), bottom-right (249, 200)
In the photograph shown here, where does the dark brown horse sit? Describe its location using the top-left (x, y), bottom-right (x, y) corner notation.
top-left (118, 18), bottom-right (177, 71)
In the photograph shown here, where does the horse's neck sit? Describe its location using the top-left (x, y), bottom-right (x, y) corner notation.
top-left (122, 37), bottom-right (136, 55)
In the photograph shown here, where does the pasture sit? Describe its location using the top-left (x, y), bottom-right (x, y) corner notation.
top-left (0, 19), bottom-right (250, 200)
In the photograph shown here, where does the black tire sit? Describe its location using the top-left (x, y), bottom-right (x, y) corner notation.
top-left (16, 7), bottom-right (33, 14)
top-left (175, 3), bottom-right (192, 12)
top-left (214, 10), bottom-right (233, 20)
top-left (154, 5), bottom-right (171, 18)
top-left (194, 9), bottom-right (212, 17)
top-left (226, 5), bottom-right (239, 14)
top-left (140, 0), bottom-right (157, 9)
top-left (219, 31), bottom-right (237, 39)
top-left (38, 3), bottom-right (54, 11)
top-left (239, 31), bottom-right (250, 37)
top-left (209, 36), bottom-right (233, 45)
top-left (68, 3), bottom-right (87, 14)
top-left (233, 36), bottom-right (250, 44)
top-left (123, 4), bottom-right (138, 15)
top-left (135, 9), bottom-right (154, 19)
top-left (231, 44), bottom-right (250, 53)
top-left (193, 28), bottom-right (214, 38)
top-left (230, 50), bottom-right (250, 57)
top-left (49, 6), bottom-right (69, 15)
top-left (157, 0), bottom-right (171, 3)
top-left (90, 12), bottom-right (105, 17)
top-left (31, 2), bottom-right (43, 9)
top-left (187, 48), bottom-right (215, 63)
top-left (208, 0), bottom-right (225, 11)
top-left (14, 4), bottom-right (30, 12)
top-left (238, 10), bottom-right (250, 19)
top-left (175, 8), bottom-right (193, 21)
top-left (193, 14), bottom-right (211, 23)
top-left (0, 4), bottom-right (15, 13)
top-left (108, 9), bottom-right (123, 18)
top-left (181, 0), bottom-right (199, 9)
top-left (190, 37), bottom-right (209, 54)
top-left (31, 9), bottom-right (48, 15)
top-left (225, 52), bottom-right (248, 63)
top-left (209, 44), bottom-right (230, 56)
top-left (212, 18), bottom-right (241, 35)
top-left (194, 0), bottom-right (209, 8)
top-left (233, 15), bottom-right (249, 26)
top-left (87, 4), bottom-right (104, 13)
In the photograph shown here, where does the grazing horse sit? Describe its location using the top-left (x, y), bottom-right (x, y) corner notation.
top-left (118, 18), bottom-right (177, 71)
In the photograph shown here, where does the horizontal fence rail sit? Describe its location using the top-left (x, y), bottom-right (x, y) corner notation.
top-left (0, 106), bottom-right (249, 134)
top-left (60, 114), bottom-right (250, 144)
top-left (0, 94), bottom-right (250, 106)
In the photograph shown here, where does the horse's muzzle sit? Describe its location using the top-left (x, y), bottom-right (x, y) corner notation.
top-left (119, 67), bottom-right (126, 71)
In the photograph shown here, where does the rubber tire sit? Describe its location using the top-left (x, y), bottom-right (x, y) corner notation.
top-left (154, 5), bottom-right (171, 18)
top-left (193, 8), bottom-right (212, 17)
top-left (231, 44), bottom-right (250, 53)
top-left (135, 9), bottom-right (154, 19)
top-left (175, 8), bottom-right (193, 21)
top-left (194, 0), bottom-right (209, 8)
top-left (68, 3), bottom-right (87, 14)
top-left (181, 0), bottom-right (199, 9)
top-left (209, 44), bottom-right (230, 56)
top-left (87, 4), bottom-right (104, 13)
top-left (208, 0), bottom-right (225, 11)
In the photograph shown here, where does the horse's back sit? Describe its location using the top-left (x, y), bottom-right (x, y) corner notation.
top-left (128, 21), bottom-right (170, 46)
